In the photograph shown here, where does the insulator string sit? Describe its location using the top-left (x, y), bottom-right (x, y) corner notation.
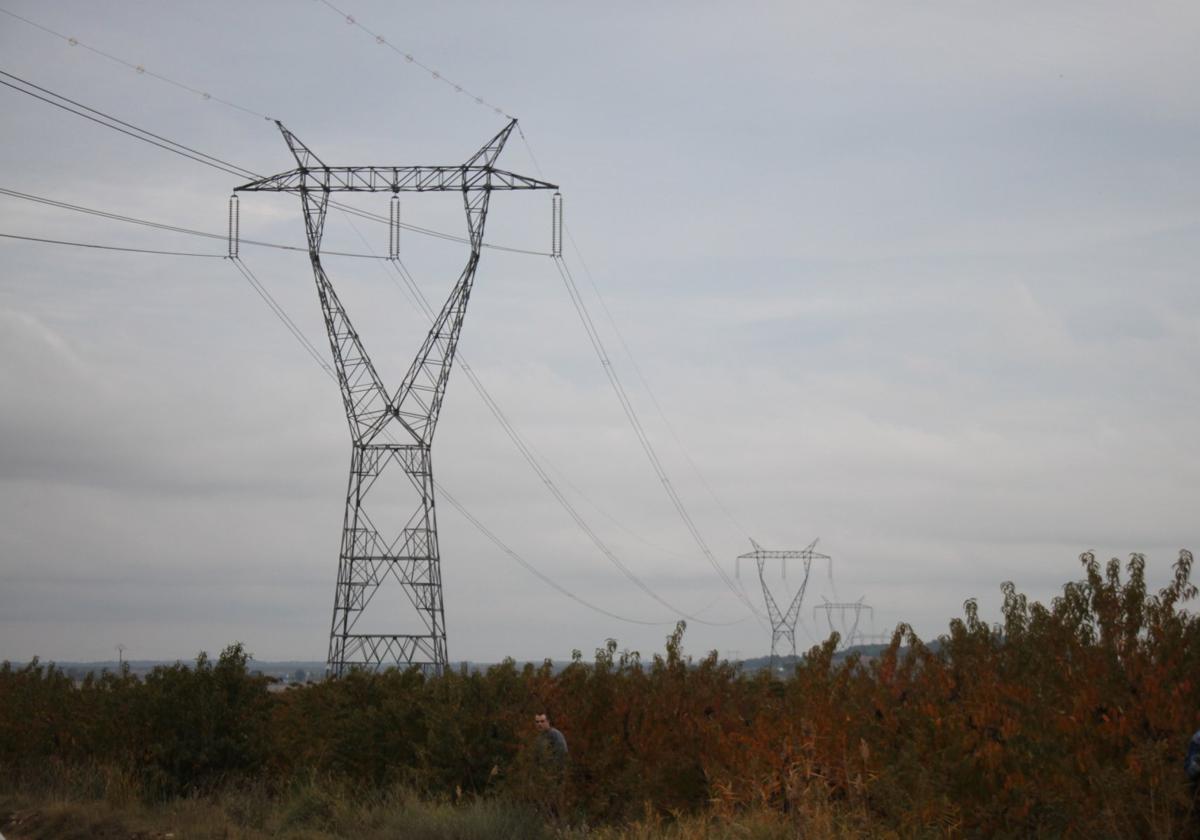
top-left (388, 193), bottom-right (400, 260)
top-left (227, 194), bottom-right (239, 258)
top-left (551, 191), bottom-right (563, 258)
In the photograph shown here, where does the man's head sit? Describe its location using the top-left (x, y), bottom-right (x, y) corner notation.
top-left (534, 712), bottom-right (552, 732)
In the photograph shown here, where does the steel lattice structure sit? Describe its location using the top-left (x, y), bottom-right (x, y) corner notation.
top-left (814, 597), bottom-right (874, 650)
top-left (737, 538), bottom-right (830, 667)
top-left (235, 120), bottom-right (556, 676)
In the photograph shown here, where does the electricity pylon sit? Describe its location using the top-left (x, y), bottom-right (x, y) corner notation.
top-left (814, 596), bottom-right (874, 650)
top-left (737, 538), bottom-right (830, 668)
top-left (235, 121), bottom-right (557, 676)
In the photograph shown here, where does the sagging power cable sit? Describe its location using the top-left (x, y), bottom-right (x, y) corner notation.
top-left (0, 185), bottom-right (390, 260)
top-left (513, 127), bottom-right (758, 547)
top-left (0, 5), bottom-right (272, 120)
top-left (0, 231), bottom-right (224, 258)
top-left (553, 254), bottom-right (767, 622)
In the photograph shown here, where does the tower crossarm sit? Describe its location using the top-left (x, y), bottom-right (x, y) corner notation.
top-left (743, 549), bottom-right (830, 560)
top-left (737, 538), bottom-right (831, 563)
top-left (234, 166), bottom-right (557, 194)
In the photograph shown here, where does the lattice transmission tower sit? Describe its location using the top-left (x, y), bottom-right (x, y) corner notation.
top-left (814, 597), bottom-right (874, 650)
top-left (737, 538), bottom-right (831, 667)
top-left (235, 120), bottom-right (557, 676)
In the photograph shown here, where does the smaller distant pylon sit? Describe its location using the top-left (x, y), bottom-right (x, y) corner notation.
top-left (737, 538), bottom-right (830, 669)
top-left (814, 596), bottom-right (874, 650)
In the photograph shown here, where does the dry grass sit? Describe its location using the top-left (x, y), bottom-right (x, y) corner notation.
top-left (0, 767), bottom-right (890, 840)
top-left (1, 768), bottom-right (548, 840)
top-left (0, 796), bottom-right (547, 839)
top-left (558, 808), bottom-right (894, 840)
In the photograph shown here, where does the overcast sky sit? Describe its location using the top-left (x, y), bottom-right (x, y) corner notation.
top-left (1, 1), bottom-right (1197, 665)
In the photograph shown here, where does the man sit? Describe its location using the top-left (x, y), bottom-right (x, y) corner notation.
top-left (532, 711), bottom-right (568, 818)
top-left (535, 711), bottom-right (568, 765)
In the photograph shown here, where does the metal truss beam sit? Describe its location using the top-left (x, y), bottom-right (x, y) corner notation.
top-left (236, 164), bottom-right (557, 194)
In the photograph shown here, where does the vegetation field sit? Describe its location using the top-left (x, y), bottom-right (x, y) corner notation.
top-left (3, 551), bottom-right (1199, 838)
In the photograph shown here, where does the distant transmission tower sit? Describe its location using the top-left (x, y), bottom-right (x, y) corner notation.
top-left (814, 596), bottom-right (874, 650)
top-left (236, 121), bottom-right (556, 676)
top-left (737, 538), bottom-right (830, 667)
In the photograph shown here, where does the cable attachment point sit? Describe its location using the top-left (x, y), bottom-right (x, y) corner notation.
top-left (388, 193), bottom-right (401, 260)
top-left (227, 194), bottom-right (239, 258)
top-left (551, 191), bottom-right (563, 258)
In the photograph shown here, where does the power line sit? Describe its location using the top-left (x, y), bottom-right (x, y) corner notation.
top-left (0, 231), bottom-right (224, 258)
top-left (554, 254), bottom-right (766, 622)
top-left (0, 71), bottom-right (253, 179)
top-left (0, 185), bottom-right (390, 260)
top-left (557, 232), bottom-right (773, 621)
top-left (562, 227), bottom-right (757, 540)
top-left (517, 121), bottom-right (762, 619)
top-left (0, 5), bottom-right (272, 120)
top-left (535, 450), bottom-right (699, 563)
top-left (228, 257), bottom-right (335, 376)
top-left (513, 123), bottom-right (756, 543)
top-left (314, 0), bottom-right (515, 120)
top-left (434, 482), bottom-right (669, 626)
